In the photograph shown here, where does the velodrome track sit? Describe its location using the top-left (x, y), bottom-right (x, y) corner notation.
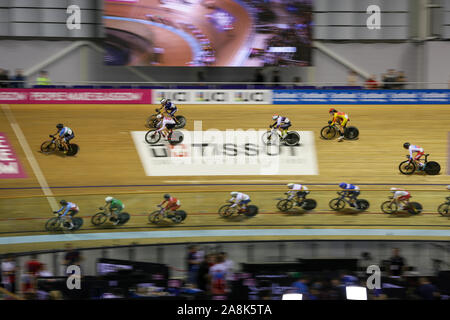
top-left (0, 103), bottom-right (449, 253)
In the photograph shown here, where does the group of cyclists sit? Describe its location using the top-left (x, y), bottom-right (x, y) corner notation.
top-left (48, 99), bottom-right (442, 229)
top-left (55, 182), bottom-right (450, 229)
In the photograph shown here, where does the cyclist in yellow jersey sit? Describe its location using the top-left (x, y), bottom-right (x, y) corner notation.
top-left (329, 108), bottom-right (349, 142)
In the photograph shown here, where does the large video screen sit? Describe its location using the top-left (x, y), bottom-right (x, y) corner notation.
top-left (103, 0), bottom-right (313, 66)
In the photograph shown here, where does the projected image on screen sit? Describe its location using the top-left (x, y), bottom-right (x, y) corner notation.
top-left (103, 0), bottom-right (313, 66)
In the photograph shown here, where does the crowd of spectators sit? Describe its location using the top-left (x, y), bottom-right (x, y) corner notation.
top-left (1, 245), bottom-right (449, 300)
top-left (0, 69), bottom-right (53, 88)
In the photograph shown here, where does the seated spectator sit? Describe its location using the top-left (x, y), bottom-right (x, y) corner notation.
top-left (254, 68), bottom-right (265, 83)
top-left (291, 274), bottom-right (309, 296)
top-left (293, 76), bottom-right (302, 86)
top-left (271, 70), bottom-right (281, 84)
top-left (388, 248), bottom-right (407, 277)
top-left (395, 71), bottom-right (407, 89)
top-left (11, 69), bottom-right (26, 88)
top-left (347, 70), bottom-right (358, 86)
top-left (1, 254), bottom-right (17, 294)
top-left (0, 68), bottom-right (9, 88)
top-left (365, 75), bottom-right (379, 89)
top-left (36, 70), bottom-right (51, 86)
top-left (26, 254), bottom-right (42, 275)
top-left (382, 69), bottom-right (398, 89)
top-left (416, 277), bottom-right (440, 300)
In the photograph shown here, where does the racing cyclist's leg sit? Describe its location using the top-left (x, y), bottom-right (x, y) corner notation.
top-left (337, 118), bottom-right (348, 142)
top-left (414, 152), bottom-right (425, 169)
top-left (111, 207), bottom-right (121, 225)
top-left (241, 199), bottom-right (251, 211)
top-left (66, 209), bottom-right (77, 229)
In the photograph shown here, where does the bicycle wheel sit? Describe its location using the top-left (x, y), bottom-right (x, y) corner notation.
top-left (218, 204), bottom-right (234, 217)
top-left (168, 131), bottom-right (184, 145)
top-left (145, 130), bottom-right (161, 144)
top-left (149, 211), bottom-right (164, 224)
top-left (277, 199), bottom-right (293, 212)
top-left (91, 212), bottom-right (107, 226)
top-left (301, 199), bottom-right (317, 211)
top-left (424, 161), bottom-right (440, 175)
top-left (45, 217), bottom-right (60, 231)
top-left (66, 144), bottom-right (79, 156)
top-left (175, 210), bottom-right (187, 221)
top-left (344, 126), bottom-right (359, 140)
top-left (175, 116), bottom-right (186, 129)
top-left (40, 141), bottom-right (56, 154)
top-left (146, 114), bottom-right (158, 128)
top-left (117, 212), bottom-right (130, 225)
top-left (262, 131), bottom-right (280, 145)
top-left (381, 201), bottom-right (397, 214)
top-left (356, 199), bottom-right (370, 211)
top-left (329, 198), bottom-right (345, 211)
top-left (437, 203), bottom-right (450, 217)
top-left (284, 132), bottom-right (300, 146)
top-left (320, 126), bottom-right (337, 140)
top-left (408, 202), bottom-right (423, 215)
top-left (399, 160), bottom-right (416, 175)
top-left (244, 205), bottom-right (259, 217)
top-left (72, 218), bottom-right (83, 230)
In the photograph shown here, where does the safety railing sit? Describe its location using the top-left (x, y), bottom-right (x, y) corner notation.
top-left (1, 80), bottom-right (449, 90)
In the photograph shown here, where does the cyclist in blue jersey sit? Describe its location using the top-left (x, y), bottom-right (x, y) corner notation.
top-left (158, 99), bottom-right (178, 123)
top-left (53, 200), bottom-right (79, 230)
top-left (55, 123), bottom-right (75, 153)
top-left (339, 182), bottom-right (360, 208)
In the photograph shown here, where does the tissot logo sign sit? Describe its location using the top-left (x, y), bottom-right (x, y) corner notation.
top-left (131, 130), bottom-right (318, 176)
top-left (152, 90), bottom-right (271, 104)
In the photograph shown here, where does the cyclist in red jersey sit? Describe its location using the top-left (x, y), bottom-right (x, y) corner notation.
top-left (159, 194), bottom-right (181, 217)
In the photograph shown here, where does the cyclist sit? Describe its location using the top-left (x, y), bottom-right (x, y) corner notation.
top-left (53, 200), bottom-right (79, 230)
top-left (159, 98), bottom-right (178, 122)
top-left (156, 114), bottom-right (176, 139)
top-left (271, 115), bottom-right (291, 139)
top-left (159, 194), bottom-right (181, 218)
top-left (229, 192), bottom-right (251, 212)
top-left (55, 123), bottom-right (75, 153)
top-left (329, 108), bottom-right (349, 142)
top-left (403, 143), bottom-right (425, 170)
top-left (390, 187), bottom-right (411, 210)
top-left (104, 196), bottom-right (124, 225)
top-left (287, 183), bottom-right (309, 205)
top-left (339, 182), bottom-right (360, 208)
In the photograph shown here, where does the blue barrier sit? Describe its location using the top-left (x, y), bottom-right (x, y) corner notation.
top-left (272, 89), bottom-right (450, 104)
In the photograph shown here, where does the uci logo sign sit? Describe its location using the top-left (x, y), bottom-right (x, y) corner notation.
top-left (158, 92), bottom-right (189, 102)
top-left (195, 91), bottom-right (227, 102)
top-left (234, 92), bottom-right (265, 102)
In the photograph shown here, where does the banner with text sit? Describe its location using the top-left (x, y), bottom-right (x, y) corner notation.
top-left (272, 89), bottom-right (450, 104)
top-left (152, 90), bottom-right (272, 104)
top-left (0, 133), bottom-right (27, 179)
top-left (132, 130), bottom-right (318, 176)
top-left (0, 89), bottom-right (152, 104)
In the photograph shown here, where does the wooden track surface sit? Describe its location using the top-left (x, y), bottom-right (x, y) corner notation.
top-left (0, 104), bottom-right (449, 252)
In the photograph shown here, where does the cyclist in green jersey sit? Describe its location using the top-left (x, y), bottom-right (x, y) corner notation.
top-left (104, 196), bottom-right (124, 225)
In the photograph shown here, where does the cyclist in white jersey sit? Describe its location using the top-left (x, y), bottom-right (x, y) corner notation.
top-left (229, 192), bottom-right (251, 211)
top-left (156, 114), bottom-right (176, 139)
top-left (287, 183), bottom-right (309, 204)
top-left (403, 142), bottom-right (425, 169)
top-left (390, 187), bottom-right (411, 210)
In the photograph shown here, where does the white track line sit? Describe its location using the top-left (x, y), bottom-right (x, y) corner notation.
top-left (1, 104), bottom-right (58, 210)
top-left (163, 180), bottom-right (304, 184)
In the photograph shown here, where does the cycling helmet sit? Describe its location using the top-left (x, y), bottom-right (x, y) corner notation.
top-left (157, 114), bottom-right (162, 119)
top-left (56, 123), bottom-right (64, 129)
top-left (164, 194), bottom-right (171, 200)
top-left (230, 192), bottom-right (238, 197)
top-left (160, 98), bottom-right (167, 105)
top-left (390, 187), bottom-right (397, 192)
top-left (447, 185), bottom-right (450, 190)
top-left (403, 142), bottom-right (410, 149)
top-left (329, 108), bottom-right (337, 113)
top-left (339, 183), bottom-right (347, 189)
top-left (105, 196), bottom-right (113, 202)
top-left (60, 200), bottom-right (67, 206)
top-left (287, 183), bottom-right (294, 189)
top-left (272, 115), bottom-right (278, 120)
